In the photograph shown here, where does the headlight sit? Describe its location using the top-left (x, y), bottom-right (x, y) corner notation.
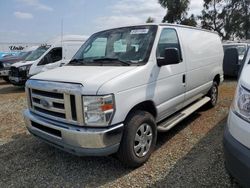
top-left (19, 65), bottom-right (31, 74)
top-left (83, 95), bottom-right (115, 126)
top-left (19, 65), bottom-right (28, 71)
top-left (233, 84), bottom-right (250, 121)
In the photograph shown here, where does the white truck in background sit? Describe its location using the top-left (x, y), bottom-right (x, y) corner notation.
top-left (9, 35), bottom-right (88, 86)
top-left (24, 24), bottom-right (224, 167)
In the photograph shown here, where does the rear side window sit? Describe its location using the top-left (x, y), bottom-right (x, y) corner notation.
top-left (157, 28), bottom-right (182, 60)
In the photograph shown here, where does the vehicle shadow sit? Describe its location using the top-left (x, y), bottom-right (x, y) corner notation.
top-left (0, 85), bottom-right (24, 94)
top-left (224, 76), bottom-right (238, 82)
top-left (156, 113), bottom-right (201, 150)
top-left (0, 81), bottom-right (10, 86)
top-left (150, 119), bottom-right (240, 188)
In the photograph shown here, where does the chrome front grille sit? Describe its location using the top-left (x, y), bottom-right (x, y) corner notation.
top-left (26, 80), bottom-right (84, 126)
top-left (31, 89), bottom-right (66, 119)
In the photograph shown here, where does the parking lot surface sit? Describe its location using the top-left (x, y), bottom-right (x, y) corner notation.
top-left (0, 79), bottom-right (239, 187)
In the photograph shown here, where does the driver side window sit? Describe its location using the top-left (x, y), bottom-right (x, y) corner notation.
top-left (39, 47), bottom-right (62, 65)
top-left (157, 29), bottom-right (182, 60)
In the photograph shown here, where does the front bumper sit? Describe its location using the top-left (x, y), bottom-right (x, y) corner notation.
top-left (0, 69), bottom-right (10, 77)
top-left (24, 109), bottom-right (124, 156)
top-left (223, 125), bottom-right (250, 187)
top-left (9, 66), bottom-right (28, 85)
top-left (9, 76), bottom-right (27, 85)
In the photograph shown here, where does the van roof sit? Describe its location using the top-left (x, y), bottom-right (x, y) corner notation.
top-left (97, 23), bottom-right (218, 35)
top-left (158, 23), bottom-right (217, 34)
top-left (223, 41), bottom-right (250, 46)
top-left (46, 35), bottom-right (88, 44)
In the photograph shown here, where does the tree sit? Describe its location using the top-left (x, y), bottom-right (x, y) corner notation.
top-left (199, 0), bottom-right (226, 39)
top-left (236, 0), bottom-right (250, 39)
top-left (158, 0), bottom-right (190, 23)
top-left (222, 0), bottom-right (244, 39)
top-left (146, 17), bottom-right (155, 23)
top-left (199, 0), bottom-right (250, 40)
top-left (181, 14), bottom-right (197, 27)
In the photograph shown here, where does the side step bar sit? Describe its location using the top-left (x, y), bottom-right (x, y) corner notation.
top-left (157, 97), bottom-right (211, 132)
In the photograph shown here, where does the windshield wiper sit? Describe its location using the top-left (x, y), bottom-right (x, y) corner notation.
top-left (93, 58), bottom-right (131, 66)
top-left (69, 58), bottom-right (85, 65)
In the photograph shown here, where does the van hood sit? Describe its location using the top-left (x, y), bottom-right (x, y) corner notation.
top-left (30, 66), bottom-right (137, 94)
top-left (12, 60), bottom-right (35, 67)
top-left (240, 64), bottom-right (250, 89)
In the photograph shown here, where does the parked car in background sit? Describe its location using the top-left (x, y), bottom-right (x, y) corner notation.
top-left (0, 46), bottom-right (38, 82)
top-left (9, 35), bottom-right (87, 86)
top-left (0, 52), bottom-right (20, 60)
top-left (23, 24), bottom-right (224, 167)
top-left (223, 42), bottom-right (249, 77)
top-left (224, 48), bottom-right (250, 187)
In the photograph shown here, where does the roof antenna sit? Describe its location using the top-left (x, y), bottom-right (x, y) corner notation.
top-left (61, 18), bottom-right (64, 47)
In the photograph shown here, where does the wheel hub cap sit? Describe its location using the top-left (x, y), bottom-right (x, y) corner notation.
top-left (134, 123), bottom-right (153, 157)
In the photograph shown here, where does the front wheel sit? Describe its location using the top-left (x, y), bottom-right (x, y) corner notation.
top-left (206, 81), bottom-right (218, 108)
top-left (117, 111), bottom-right (157, 168)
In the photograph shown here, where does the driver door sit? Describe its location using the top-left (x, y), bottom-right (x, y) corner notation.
top-left (155, 28), bottom-right (186, 121)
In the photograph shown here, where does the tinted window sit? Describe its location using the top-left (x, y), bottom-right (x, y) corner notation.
top-left (157, 29), bottom-right (182, 59)
top-left (49, 47), bottom-right (62, 63)
top-left (38, 47), bottom-right (62, 65)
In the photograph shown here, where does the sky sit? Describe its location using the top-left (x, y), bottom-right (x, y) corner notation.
top-left (0, 0), bottom-right (204, 43)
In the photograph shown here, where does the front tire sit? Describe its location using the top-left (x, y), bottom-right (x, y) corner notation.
top-left (117, 111), bottom-right (157, 168)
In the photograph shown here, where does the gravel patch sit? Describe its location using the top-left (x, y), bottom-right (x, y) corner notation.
top-left (151, 120), bottom-right (240, 188)
top-left (0, 79), bottom-right (238, 187)
top-left (0, 82), bottom-right (27, 145)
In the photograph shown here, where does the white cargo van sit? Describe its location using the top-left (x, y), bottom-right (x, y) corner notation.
top-left (9, 35), bottom-right (87, 85)
top-left (224, 48), bottom-right (250, 187)
top-left (24, 24), bottom-right (224, 167)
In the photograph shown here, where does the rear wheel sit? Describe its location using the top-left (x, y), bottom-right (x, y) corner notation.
top-left (117, 111), bottom-right (157, 168)
top-left (206, 81), bottom-right (218, 108)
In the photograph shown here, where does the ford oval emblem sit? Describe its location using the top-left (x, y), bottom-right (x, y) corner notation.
top-left (40, 98), bottom-right (51, 108)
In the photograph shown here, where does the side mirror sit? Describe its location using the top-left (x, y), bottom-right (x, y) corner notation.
top-left (223, 48), bottom-right (239, 76)
top-left (157, 48), bottom-right (181, 67)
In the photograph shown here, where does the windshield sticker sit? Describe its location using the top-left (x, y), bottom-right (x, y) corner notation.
top-left (130, 29), bottom-right (149, 35)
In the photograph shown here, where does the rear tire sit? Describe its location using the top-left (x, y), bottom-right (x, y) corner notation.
top-left (117, 111), bottom-right (157, 168)
top-left (206, 81), bottom-right (218, 108)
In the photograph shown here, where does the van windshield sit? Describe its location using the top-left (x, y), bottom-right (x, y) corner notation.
top-left (25, 45), bottom-right (51, 61)
top-left (69, 25), bottom-right (157, 66)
